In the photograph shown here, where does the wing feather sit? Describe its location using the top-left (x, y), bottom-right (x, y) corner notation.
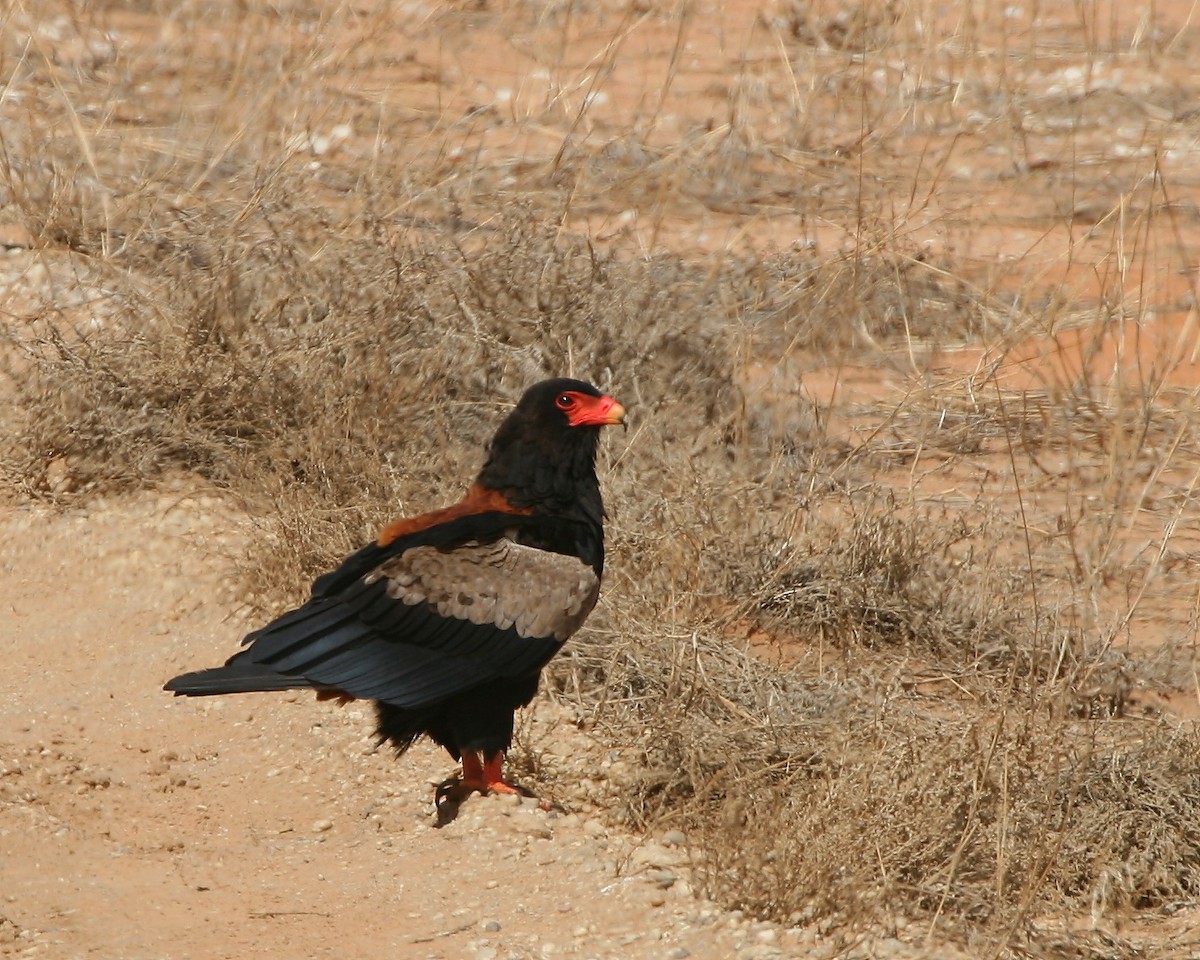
top-left (261, 620), bottom-right (377, 674)
top-left (372, 539), bottom-right (600, 643)
top-left (224, 537), bottom-right (597, 709)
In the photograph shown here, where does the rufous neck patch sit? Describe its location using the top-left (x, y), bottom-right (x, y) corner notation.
top-left (376, 484), bottom-right (534, 548)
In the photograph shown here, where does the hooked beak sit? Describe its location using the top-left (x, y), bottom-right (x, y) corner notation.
top-left (569, 394), bottom-right (627, 429)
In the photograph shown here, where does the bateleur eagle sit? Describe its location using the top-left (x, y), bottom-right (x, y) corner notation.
top-left (165, 378), bottom-right (625, 803)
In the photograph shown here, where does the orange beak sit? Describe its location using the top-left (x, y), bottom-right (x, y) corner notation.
top-left (569, 394), bottom-right (627, 428)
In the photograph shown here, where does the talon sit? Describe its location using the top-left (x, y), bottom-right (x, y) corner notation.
top-left (435, 776), bottom-right (479, 805)
top-left (479, 751), bottom-right (537, 798)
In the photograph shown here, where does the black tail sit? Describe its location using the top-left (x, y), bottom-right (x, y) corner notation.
top-left (164, 652), bottom-right (316, 697)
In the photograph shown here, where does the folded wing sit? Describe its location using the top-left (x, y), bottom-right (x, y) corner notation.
top-left (170, 538), bottom-right (600, 709)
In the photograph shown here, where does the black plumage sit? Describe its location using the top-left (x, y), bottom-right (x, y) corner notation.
top-left (165, 378), bottom-right (625, 802)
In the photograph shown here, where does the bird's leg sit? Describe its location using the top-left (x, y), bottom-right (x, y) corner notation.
top-left (459, 750), bottom-right (486, 790)
top-left (436, 750), bottom-right (536, 810)
top-left (481, 751), bottom-right (521, 795)
top-left (457, 750), bottom-right (520, 794)
top-left (436, 751), bottom-right (488, 808)
top-left (484, 752), bottom-right (553, 810)
top-left (439, 750), bottom-right (515, 797)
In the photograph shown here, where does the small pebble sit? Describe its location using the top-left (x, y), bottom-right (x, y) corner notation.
top-left (631, 842), bottom-right (681, 869)
top-left (511, 816), bottom-right (553, 840)
top-left (647, 868), bottom-right (677, 889)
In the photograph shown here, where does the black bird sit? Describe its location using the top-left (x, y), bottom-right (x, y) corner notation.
top-left (165, 378), bottom-right (625, 802)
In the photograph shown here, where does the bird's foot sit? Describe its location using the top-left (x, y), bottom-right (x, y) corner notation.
top-left (434, 774), bottom-right (543, 825)
top-left (433, 751), bottom-right (555, 824)
top-left (434, 775), bottom-right (533, 805)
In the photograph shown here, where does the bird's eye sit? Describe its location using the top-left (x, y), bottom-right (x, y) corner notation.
top-left (555, 394), bottom-right (575, 410)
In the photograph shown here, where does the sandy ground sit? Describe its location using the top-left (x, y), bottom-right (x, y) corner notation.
top-left (1, 485), bottom-right (848, 960)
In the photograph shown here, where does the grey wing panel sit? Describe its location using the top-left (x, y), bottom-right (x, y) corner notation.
top-left (372, 539), bottom-right (600, 643)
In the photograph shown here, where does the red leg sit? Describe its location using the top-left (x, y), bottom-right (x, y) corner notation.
top-left (482, 752), bottom-right (521, 794)
top-left (436, 751), bottom-right (508, 804)
top-left (460, 750), bottom-right (486, 790)
top-left (435, 750), bottom-right (535, 808)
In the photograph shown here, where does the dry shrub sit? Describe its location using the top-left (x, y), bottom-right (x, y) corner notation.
top-left (697, 719), bottom-right (1200, 937)
top-left (774, 0), bottom-right (903, 53)
top-left (547, 455), bottom-right (1196, 952)
top-left (880, 374), bottom-right (1200, 466)
top-left (748, 238), bottom-right (1011, 359)
top-left (571, 614), bottom-right (1200, 948)
top-left (743, 495), bottom-right (1136, 717)
top-left (0, 190), bottom-right (742, 594)
top-left (754, 499), bottom-right (1012, 659)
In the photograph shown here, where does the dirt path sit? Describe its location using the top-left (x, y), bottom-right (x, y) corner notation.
top-left (0, 485), bottom-right (857, 960)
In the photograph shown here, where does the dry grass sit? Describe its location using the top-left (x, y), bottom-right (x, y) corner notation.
top-left (4, 0), bottom-right (1200, 956)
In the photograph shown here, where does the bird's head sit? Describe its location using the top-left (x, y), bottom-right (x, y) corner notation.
top-left (521, 378), bottom-right (626, 431)
top-left (478, 378), bottom-right (625, 506)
